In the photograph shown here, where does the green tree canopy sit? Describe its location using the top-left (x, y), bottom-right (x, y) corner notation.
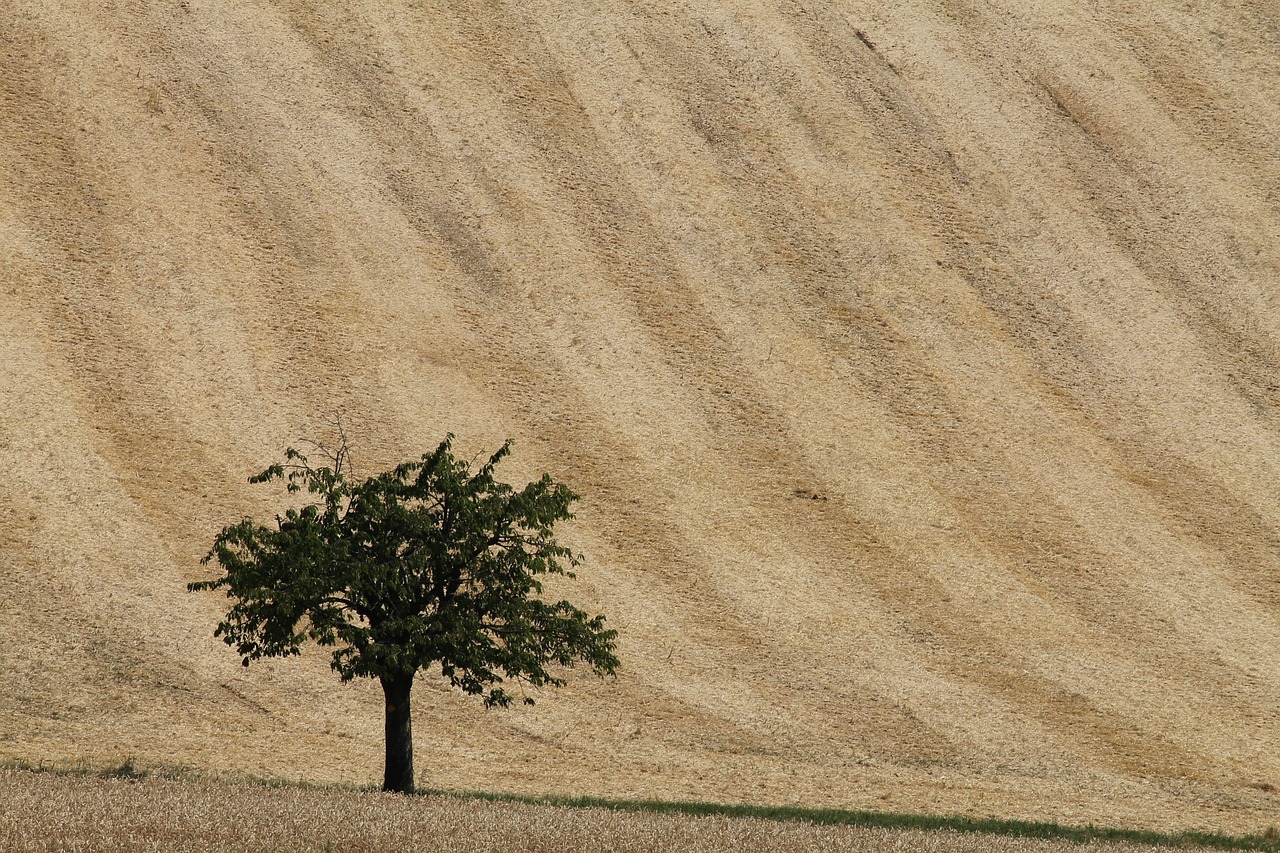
top-left (189, 434), bottom-right (619, 793)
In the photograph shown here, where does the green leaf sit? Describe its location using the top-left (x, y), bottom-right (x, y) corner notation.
top-left (188, 432), bottom-right (619, 700)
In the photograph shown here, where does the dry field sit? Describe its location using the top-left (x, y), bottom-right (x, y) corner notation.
top-left (0, 768), bottom-right (1237, 853)
top-left (3, 0), bottom-right (1280, 838)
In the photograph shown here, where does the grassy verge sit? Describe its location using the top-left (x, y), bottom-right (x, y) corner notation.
top-left (5, 758), bottom-right (1277, 851)
top-left (433, 789), bottom-right (1280, 851)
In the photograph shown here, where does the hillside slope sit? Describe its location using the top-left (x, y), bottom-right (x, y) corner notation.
top-left (3, 0), bottom-right (1280, 833)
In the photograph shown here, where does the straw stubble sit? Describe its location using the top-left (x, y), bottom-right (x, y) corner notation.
top-left (0, 770), bottom-right (1211, 853)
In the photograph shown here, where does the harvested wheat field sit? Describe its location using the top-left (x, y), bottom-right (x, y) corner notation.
top-left (0, 768), bottom-right (1244, 853)
top-left (2, 0), bottom-right (1280, 839)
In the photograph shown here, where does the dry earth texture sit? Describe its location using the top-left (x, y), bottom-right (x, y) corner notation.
top-left (1, 0), bottom-right (1279, 837)
top-left (0, 769), bottom-right (1241, 853)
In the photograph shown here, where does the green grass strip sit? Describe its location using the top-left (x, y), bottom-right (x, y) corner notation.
top-left (426, 788), bottom-right (1280, 851)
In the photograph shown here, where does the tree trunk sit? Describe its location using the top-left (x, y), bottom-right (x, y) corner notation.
top-left (380, 672), bottom-right (415, 794)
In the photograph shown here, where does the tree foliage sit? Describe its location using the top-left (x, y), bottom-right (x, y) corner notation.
top-left (189, 434), bottom-right (619, 791)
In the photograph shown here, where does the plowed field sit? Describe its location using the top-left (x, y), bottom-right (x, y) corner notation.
top-left (2, 0), bottom-right (1279, 834)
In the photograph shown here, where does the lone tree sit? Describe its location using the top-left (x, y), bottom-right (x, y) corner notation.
top-left (188, 434), bottom-right (619, 794)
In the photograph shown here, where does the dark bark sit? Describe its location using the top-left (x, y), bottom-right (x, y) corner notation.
top-left (380, 672), bottom-right (415, 794)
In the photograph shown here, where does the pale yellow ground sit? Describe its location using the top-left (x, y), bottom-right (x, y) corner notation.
top-left (0, 769), bottom-right (1225, 853)
top-left (2, 0), bottom-right (1280, 837)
